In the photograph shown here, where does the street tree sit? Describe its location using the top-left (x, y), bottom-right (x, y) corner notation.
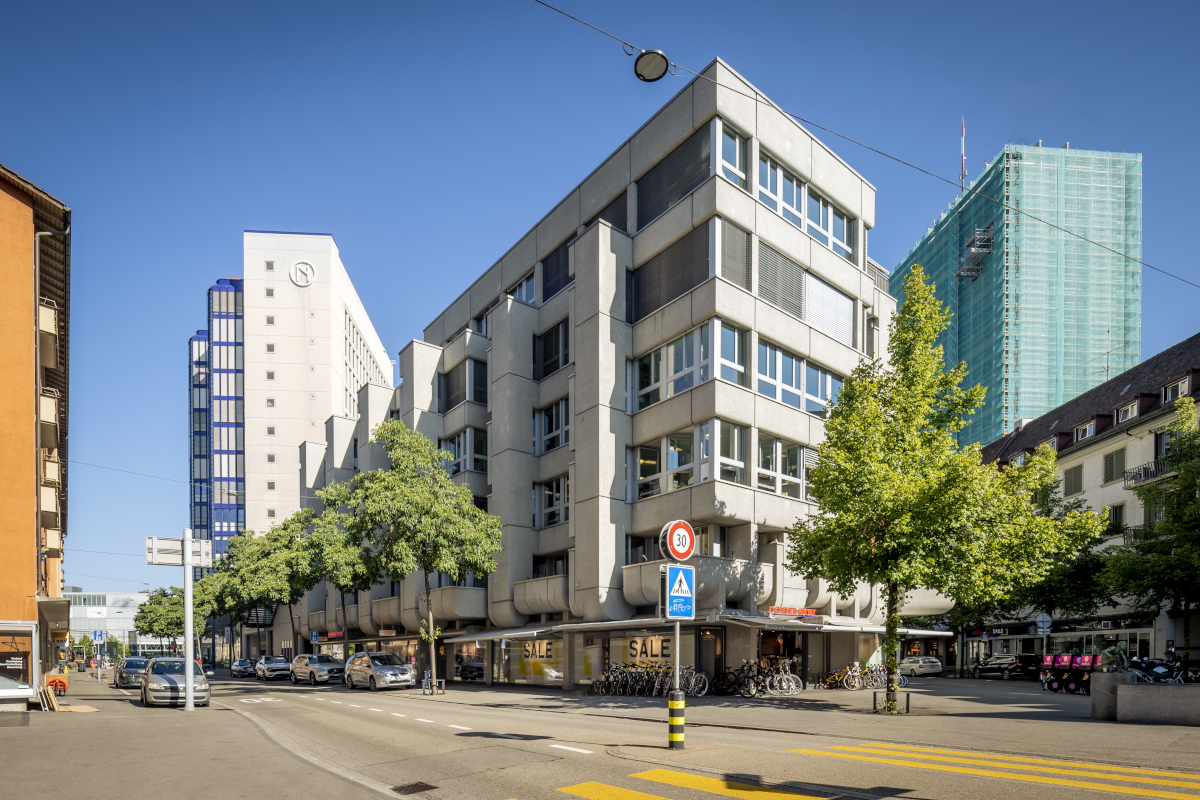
top-left (133, 587), bottom-right (213, 653)
top-left (318, 418), bottom-right (502, 690)
top-left (310, 508), bottom-right (381, 643)
top-left (785, 266), bottom-right (1106, 711)
top-left (1105, 396), bottom-right (1200, 661)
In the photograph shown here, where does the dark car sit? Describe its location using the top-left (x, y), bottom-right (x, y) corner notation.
top-left (290, 654), bottom-right (344, 686)
top-left (115, 657), bottom-right (150, 689)
top-left (972, 653), bottom-right (1040, 680)
top-left (456, 654), bottom-right (485, 681)
top-left (230, 659), bottom-right (254, 678)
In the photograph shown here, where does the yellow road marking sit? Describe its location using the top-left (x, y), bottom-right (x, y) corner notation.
top-left (557, 782), bottom-right (669, 799)
top-left (830, 746), bottom-right (1200, 790)
top-left (633, 768), bottom-right (824, 798)
top-left (864, 743), bottom-right (1199, 780)
top-left (789, 749), bottom-right (1200, 800)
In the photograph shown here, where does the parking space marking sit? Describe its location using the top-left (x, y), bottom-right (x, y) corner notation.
top-left (551, 745), bottom-right (593, 754)
top-left (349, 704), bottom-right (362, 708)
top-left (448, 724), bottom-right (470, 730)
top-left (330, 701), bottom-right (342, 704)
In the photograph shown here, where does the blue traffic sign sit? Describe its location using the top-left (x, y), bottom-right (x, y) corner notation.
top-left (666, 564), bottom-right (695, 621)
top-left (93, 630), bottom-right (103, 643)
top-left (310, 630), bottom-right (319, 645)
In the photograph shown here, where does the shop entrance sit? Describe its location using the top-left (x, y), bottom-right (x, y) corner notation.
top-left (699, 627), bottom-right (724, 681)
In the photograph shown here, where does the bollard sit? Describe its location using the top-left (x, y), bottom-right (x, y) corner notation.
top-left (668, 689), bottom-right (685, 749)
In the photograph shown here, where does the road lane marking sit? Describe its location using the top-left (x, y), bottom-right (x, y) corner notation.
top-left (118, 689), bottom-right (131, 696)
top-left (551, 745), bottom-right (594, 754)
top-left (370, 708), bottom-right (383, 712)
top-left (349, 704), bottom-right (362, 707)
top-left (790, 749), bottom-right (1199, 800)
top-left (391, 713), bottom-right (405, 717)
top-left (330, 701), bottom-right (342, 704)
top-left (558, 782), bottom-right (667, 799)
top-left (415, 718), bottom-right (434, 723)
top-left (864, 743), bottom-right (1198, 779)
top-left (633, 769), bottom-right (824, 799)
top-left (448, 724), bottom-right (471, 730)
top-left (837, 746), bottom-right (1200, 789)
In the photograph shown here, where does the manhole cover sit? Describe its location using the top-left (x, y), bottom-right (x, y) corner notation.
top-left (392, 782), bottom-right (437, 795)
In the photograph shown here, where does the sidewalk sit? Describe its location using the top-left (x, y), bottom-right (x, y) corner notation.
top-left (405, 678), bottom-right (1200, 771)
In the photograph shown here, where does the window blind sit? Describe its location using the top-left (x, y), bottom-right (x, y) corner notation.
top-left (439, 360), bottom-right (467, 413)
top-left (629, 224), bottom-right (710, 323)
top-left (1064, 464), bottom-right (1083, 496)
top-left (757, 242), bottom-right (805, 320)
top-left (1103, 448), bottom-right (1126, 483)
top-left (805, 272), bottom-right (855, 346)
top-left (637, 126), bottom-right (711, 229)
top-left (543, 238), bottom-right (572, 301)
top-left (472, 359), bottom-right (488, 405)
top-left (533, 320), bottom-right (570, 380)
top-left (721, 219), bottom-right (751, 291)
top-left (589, 190), bottom-right (628, 233)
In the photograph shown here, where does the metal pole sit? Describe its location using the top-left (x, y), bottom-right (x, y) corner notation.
top-left (674, 619), bottom-right (680, 692)
top-left (184, 528), bottom-right (195, 711)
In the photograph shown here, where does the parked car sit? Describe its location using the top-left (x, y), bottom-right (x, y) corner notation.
top-left (899, 657), bottom-right (943, 677)
top-left (456, 654), bottom-right (485, 681)
top-left (972, 653), bottom-right (1041, 680)
top-left (114, 657), bottom-right (150, 689)
top-left (291, 654), bottom-right (345, 685)
top-left (140, 657), bottom-right (210, 707)
top-left (230, 659), bottom-right (254, 678)
top-left (344, 651), bottom-right (416, 691)
top-left (255, 656), bottom-right (291, 680)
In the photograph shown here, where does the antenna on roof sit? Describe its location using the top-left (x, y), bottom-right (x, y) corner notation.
top-left (960, 118), bottom-right (967, 191)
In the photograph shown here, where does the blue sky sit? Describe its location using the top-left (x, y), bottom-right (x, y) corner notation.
top-left (3, 0), bottom-right (1196, 592)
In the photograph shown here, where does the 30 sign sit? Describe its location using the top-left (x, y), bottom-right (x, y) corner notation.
top-left (659, 520), bottom-right (696, 561)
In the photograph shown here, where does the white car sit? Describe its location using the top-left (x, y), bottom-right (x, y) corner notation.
top-left (255, 656), bottom-right (290, 680)
top-left (900, 657), bottom-right (942, 677)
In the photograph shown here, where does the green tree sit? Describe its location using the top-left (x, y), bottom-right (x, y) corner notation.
top-left (785, 266), bottom-right (1106, 711)
top-left (1105, 396), bottom-right (1200, 662)
top-left (133, 586), bottom-right (214, 654)
top-left (318, 419), bottom-right (502, 690)
top-left (310, 508), bottom-right (380, 643)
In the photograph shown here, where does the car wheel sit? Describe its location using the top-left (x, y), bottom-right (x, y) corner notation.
top-left (141, 689), bottom-right (150, 707)
top-left (369, 677), bottom-right (377, 692)
top-left (1002, 669), bottom-right (1011, 680)
top-left (290, 672), bottom-right (298, 685)
top-left (972, 668), bottom-right (981, 679)
top-left (310, 673), bottom-right (317, 687)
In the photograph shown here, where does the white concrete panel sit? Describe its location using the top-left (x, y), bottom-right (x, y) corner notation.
top-left (756, 103), bottom-right (811, 181)
top-left (710, 62), bottom-right (758, 137)
top-left (580, 144), bottom-right (631, 222)
top-left (631, 87), bottom-right (696, 181)
top-left (712, 279), bottom-right (756, 331)
top-left (632, 196), bottom-right (694, 266)
top-left (808, 243), bottom-right (863, 301)
top-left (501, 231), bottom-right (537, 292)
top-left (536, 189), bottom-right (580, 262)
top-left (712, 179), bottom-right (756, 233)
top-left (861, 181), bottom-right (876, 230)
top-left (810, 145), bottom-right (861, 219)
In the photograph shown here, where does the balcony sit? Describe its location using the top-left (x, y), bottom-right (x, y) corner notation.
top-left (308, 610), bottom-right (328, 634)
top-left (420, 586), bottom-right (488, 624)
top-left (39, 392), bottom-right (59, 449)
top-left (42, 457), bottom-right (61, 485)
top-left (38, 302), bottom-right (59, 369)
top-left (1120, 524), bottom-right (1159, 544)
top-left (621, 556), bottom-right (771, 613)
top-left (39, 484), bottom-right (59, 529)
top-left (1124, 459), bottom-right (1175, 489)
top-left (513, 574), bottom-right (570, 616)
top-left (43, 529), bottom-right (63, 559)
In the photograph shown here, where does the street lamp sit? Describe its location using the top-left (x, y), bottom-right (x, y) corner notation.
top-left (634, 50), bottom-right (669, 82)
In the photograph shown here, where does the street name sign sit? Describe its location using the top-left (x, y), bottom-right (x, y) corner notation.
top-left (146, 536), bottom-right (212, 567)
top-left (665, 564), bottom-right (695, 621)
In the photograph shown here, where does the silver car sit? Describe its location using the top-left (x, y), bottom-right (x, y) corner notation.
top-left (255, 656), bottom-right (290, 680)
top-left (140, 658), bottom-right (210, 707)
top-left (344, 652), bottom-right (416, 691)
top-left (290, 654), bottom-right (344, 685)
top-left (114, 657), bottom-right (150, 689)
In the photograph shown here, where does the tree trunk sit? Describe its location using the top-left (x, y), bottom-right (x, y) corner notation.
top-left (425, 571), bottom-right (437, 691)
top-left (339, 589), bottom-right (348, 643)
top-left (288, 602), bottom-right (298, 655)
top-left (884, 581), bottom-right (900, 713)
top-left (1184, 599), bottom-right (1192, 666)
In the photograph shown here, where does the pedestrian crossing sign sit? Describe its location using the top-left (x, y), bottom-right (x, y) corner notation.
top-left (666, 564), bottom-right (695, 621)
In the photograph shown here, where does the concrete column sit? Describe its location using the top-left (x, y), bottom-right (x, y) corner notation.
top-left (563, 631), bottom-right (576, 690)
top-left (748, 137), bottom-right (761, 195)
top-left (749, 233), bottom-right (760, 295)
top-left (626, 182), bottom-right (638, 233)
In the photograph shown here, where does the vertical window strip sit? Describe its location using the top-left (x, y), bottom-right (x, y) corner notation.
top-left (636, 125), bottom-right (712, 228)
top-left (542, 238), bottom-right (572, 301)
top-left (721, 219), bottom-right (751, 291)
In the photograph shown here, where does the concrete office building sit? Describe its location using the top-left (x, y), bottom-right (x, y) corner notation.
top-left (188, 232), bottom-right (390, 562)
top-left (261, 60), bottom-right (952, 682)
top-left (891, 145), bottom-right (1142, 448)
top-left (979, 332), bottom-right (1200, 667)
top-left (65, 590), bottom-right (160, 655)
top-left (0, 165), bottom-right (71, 709)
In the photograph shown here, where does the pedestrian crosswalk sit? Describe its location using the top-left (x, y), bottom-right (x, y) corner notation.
top-left (789, 742), bottom-right (1200, 799)
top-left (557, 769), bottom-right (822, 799)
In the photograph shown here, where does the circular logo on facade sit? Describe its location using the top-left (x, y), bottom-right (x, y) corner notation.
top-left (290, 261), bottom-right (316, 287)
top-left (660, 520), bottom-right (696, 561)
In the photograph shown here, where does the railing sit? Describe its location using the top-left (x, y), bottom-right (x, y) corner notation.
top-left (1124, 459), bottom-right (1176, 489)
top-left (865, 260), bottom-right (889, 292)
top-left (1120, 524), bottom-right (1157, 544)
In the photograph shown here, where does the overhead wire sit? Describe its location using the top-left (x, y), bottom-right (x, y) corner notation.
top-left (531, 0), bottom-right (1199, 292)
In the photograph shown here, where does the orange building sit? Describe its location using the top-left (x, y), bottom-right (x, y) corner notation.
top-left (0, 165), bottom-right (71, 710)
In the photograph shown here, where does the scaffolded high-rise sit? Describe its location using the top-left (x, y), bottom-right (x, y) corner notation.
top-left (890, 144), bottom-right (1142, 446)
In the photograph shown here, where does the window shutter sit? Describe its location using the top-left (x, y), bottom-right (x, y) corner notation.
top-left (805, 271), bottom-right (855, 346)
top-left (636, 126), bottom-right (711, 228)
top-left (543, 238), bottom-right (572, 300)
top-left (721, 219), bottom-right (751, 291)
top-left (441, 361), bottom-right (467, 411)
top-left (541, 325), bottom-right (560, 379)
top-left (757, 242), bottom-right (805, 319)
top-left (472, 359), bottom-right (488, 405)
top-left (625, 270), bottom-right (636, 324)
top-left (1064, 464), bottom-right (1083, 496)
top-left (630, 224), bottom-right (710, 323)
top-left (1114, 447), bottom-right (1125, 479)
top-left (533, 334), bottom-right (544, 381)
top-left (1103, 452), bottom-right (1114, 483)
top-left (589, 191), bottom-right (628, 233)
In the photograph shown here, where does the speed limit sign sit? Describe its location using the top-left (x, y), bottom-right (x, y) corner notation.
top-left (659, 520), bottom-right (696, 561)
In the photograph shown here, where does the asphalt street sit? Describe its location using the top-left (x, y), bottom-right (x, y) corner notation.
top-left (6, 673), bottom-right (1200, 800)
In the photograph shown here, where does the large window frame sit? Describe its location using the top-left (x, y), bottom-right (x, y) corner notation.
top-left (756, 435), bottom-right (805, 499)
top-left (718, 420), bottom-right (748, 485)
top-left (1164, 378), bottom-right (1188, 403)
top-left (718, 120), bottom-right (749, 190)
top-left (756, 340), bottom-right (804, 409)
top-left (720, 322), bottom-right (749, 387)
top-left (804, 363), bottom-right (843, 418)
top-left (442, 427), bottom-right (487, 476)
top-left (805, 188), bottom-right (855, 262)
top-left (758, 153), bottom-right (805, 228)
top-left (633, 322), bottom-right (713, 412)
top-left (1117, 401), bottom-right (1137, 423)
top-left (534, 398), bottom-right (570, 454)
top-left (537, 474), bottom-right (570, 528)
top-left (512, 273), bottom-right (536, 305)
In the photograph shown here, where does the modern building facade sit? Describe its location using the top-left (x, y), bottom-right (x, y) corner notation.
top-left (256, 60), bottom-right (952, 682)
top-left (66, 590), bottom-right (153, 654)
top-left (188, 232), bottom-right (390, 561)
top-left (979, 331), bottom-right (1200, 666)
top-left (0, 164), bottom-right (71, 709)
top-left (891, 145), bottom-right (1142, 447)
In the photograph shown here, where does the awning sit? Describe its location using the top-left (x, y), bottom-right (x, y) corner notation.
top-left (37, 596), bottom-right (71, 632)
top-left (554, 618), bottom-right (670, 634)
top-left (719, 614), bottom-right (953, 636)
top-left (443, 627), bottom-right (554, 644)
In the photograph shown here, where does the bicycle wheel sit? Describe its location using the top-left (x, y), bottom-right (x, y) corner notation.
top-left (842, 674), bottom-right (863, 691)
top-left (790, 675), bottom-right (804, 693)
top-left (692, 673), bottom-right (709, 697)
top-left (766, 674), bottom-right (781, 696)
top-left (899, 674), bottom-right (909, 688)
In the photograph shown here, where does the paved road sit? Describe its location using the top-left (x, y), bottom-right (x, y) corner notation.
top-left (8, 674), bottom-right (1200, 800)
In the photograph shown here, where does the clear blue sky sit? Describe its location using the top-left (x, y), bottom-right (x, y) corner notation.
top-left (3, 0), bottom-right (1195, 592)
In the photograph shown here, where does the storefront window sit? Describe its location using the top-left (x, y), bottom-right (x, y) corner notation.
top-left (610, 631), bottom-right (695, 669)
top-left (453, 642), bottom-right (485, 681)
top-left (380, 639), bottom-right (420, 665)
top-left (0, 631), bottom-right (34, 694)
top-left (700, 628), bottom-right (724, 682)
top-left (573, 636), bottom-right (606, 684)
top-left (492, 636), bottom-right (563, 685)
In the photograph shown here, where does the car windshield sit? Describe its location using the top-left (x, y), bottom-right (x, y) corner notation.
top-left (151, 661), bottom-right (204, 676)
top-left (263, 657), bottom-right (287, 664)
top-left (368, 653), bottom-right (404, 666)
top-left (124, 659), bottom-right (148, 669)
top-left (310, 655), bottom-right (336, 664)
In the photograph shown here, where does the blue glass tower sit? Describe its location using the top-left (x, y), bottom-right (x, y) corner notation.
top-left (188, 329), bottom-right (210, 577)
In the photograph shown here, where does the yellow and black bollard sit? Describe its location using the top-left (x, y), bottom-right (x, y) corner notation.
top-left (668, 689), bottom-right (685, 749)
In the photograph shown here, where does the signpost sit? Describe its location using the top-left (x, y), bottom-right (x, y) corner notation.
top-left (660, 519), bottom-right (694, 751)
top-left (147, 530), bottom-right (213, 712)
top-left (1036, 613), bottom-right (1053, 658)
top-left (93, 630), bottom-right (103, 683)
top-left (310, 631), bottom-right (319, 646)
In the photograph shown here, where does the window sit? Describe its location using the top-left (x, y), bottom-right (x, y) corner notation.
top-left (265, 288), bottom-right (274, 298)
top-left (1009, 453), bottom-right (1025, 468)
top-left (757, 341), bottom-right (803, 408)
top-left (719, 421), bottom-right (747, 484)
top-left (806, 189), bottom-right (855, 261)
top-left (805, 271), bottom-right (856, 346)
top-left (758, 154), bottom-right (780, 210)
top-left (1164, 378), bottom-right (1188, 403)
top-left (542, 238), bottom-right (573, 301)
top-left (626, 223), bottom-right (711, 324)
top-left (1046, 437), bottom-right (1057, 452)
top-left (720, 122), bottom-right (748, 189)
top-left (513, 273), bottom-right (536, 304)
top-left (805, 363), bottom-right (843, 418)
top-left (267, 481), bottom-right (276, 491)
top-left (1103, 448), bottom-right (1126, 483)
top-left (1117, 402), bottom-right (1136, 423)
top-left (443, 429), bottom-right (468, 476)
top-left (266, 316), bottom-right (275, 326)
top-left (473, 428), bottom-right (488, 473)
top-left (633, 427), bottom-right (700, 500)
top-left (636, 348), bottom-right (662, 410)
top-left (539, 475), bottom-right (569, 527)
top-left (438, 359), bottom-right (486, 413)
top-left (637, 125), bottom-right (711, 229)
top-left (266, 398), bottom-right (275, 408)
top-left (1075, 421), bottom-right (1095, 441)
top-left (637, 442), bottom-right (662, 499)
top-left (666, 429), bottom-right (695, 490)
top-left (266, 454), bottom-right (276, 464)
top-left (265, 343), bottom-right (275, 354)
top-left (757, 436), bottom-right (805, 498)
top-left (758, 154), bottom-right (805, 228)
top-left (265, 261), bottom-right (274, 272)
top-left (1155, 431), bottom-right (1174, 458)
top-left (266, 426), bottom-right (275, 435)
top-left (1108, 503), bottom-right (1125, 531)
top-left (720, 323), bottom-right (748, 386)
top-left (1063, 464), bottom-right (1083, 496)
top-left (633, 323), bottom-right (712, 411)
top-left (266, 371), bottom-right (275, 381)
top-left (533, 320), bottom-right (569, 380)
top-left (698, 524), bottom-right (727, 557)
top-left (267, 509), bottom-right (276, 519)
top-left (721, 219), bottom-right (751, 291)
top-left (533, 554), bottom-right (568, 578)
top-left (534, 398), bottom-right (570, 453)
top-left (473, 314), bottom-right (487, 337)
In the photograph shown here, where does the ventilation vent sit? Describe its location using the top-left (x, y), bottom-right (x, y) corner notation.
top-left (392, 783), bottom-right (438, 795)
top-left (628, 224), bottom-right (710, 324)
top-left (543, 238), bottom-right (572, 301)
top-left (757, 242), bottom-right (805, 320)
top-left (637, 126), bottom-right (711, 228)
top-left (721, 219), bottom-right (751, 291)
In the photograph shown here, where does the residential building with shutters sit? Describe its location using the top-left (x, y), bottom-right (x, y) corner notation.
top-left (978, 330), bottom-right (1200, 668)
top-left (275, 60), bottom-right (954, 683)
